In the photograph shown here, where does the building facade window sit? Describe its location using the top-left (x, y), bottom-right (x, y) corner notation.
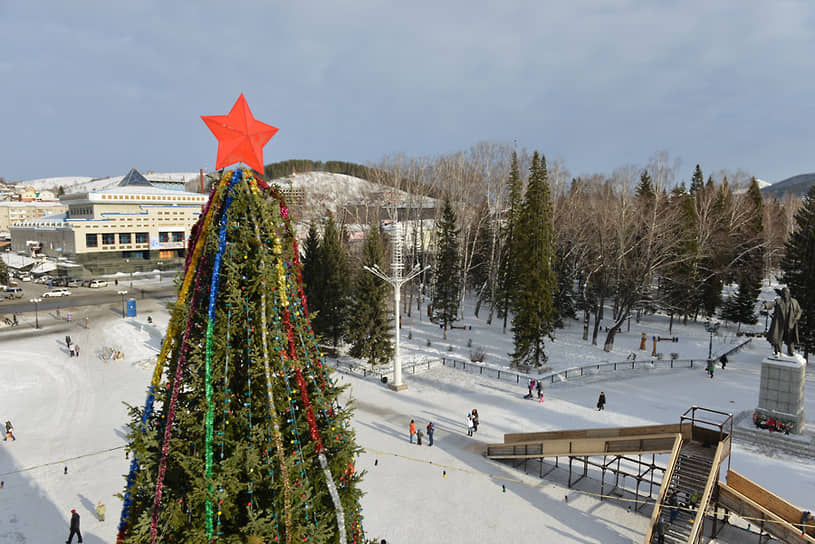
top-left (172, 232), bottom-right (184, 242)
top-left (135, 232), bottom-right (148, 244)
top-left (119, 232), bottom-right (132, 244)
top-left (102, 233), bottom-right (116, 245)
top-left (159, 232), bottom-right (170, 243)
top-left (86, 233), bottom-right (98, 248)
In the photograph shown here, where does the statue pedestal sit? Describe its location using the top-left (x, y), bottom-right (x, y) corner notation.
top-left (756, 354), bottom-right (806, 433)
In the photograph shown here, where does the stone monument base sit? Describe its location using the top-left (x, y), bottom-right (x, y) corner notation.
top-left (756, 353), bottom-right (806, 433)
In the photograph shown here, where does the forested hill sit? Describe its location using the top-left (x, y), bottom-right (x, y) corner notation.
top-left (264, 159), bottom-right (441, 198)
top-left (762, 172), bottom-right (815, 198)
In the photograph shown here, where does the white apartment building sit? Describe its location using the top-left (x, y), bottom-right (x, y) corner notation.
top-left (9, 171), bottom-right (207, 275)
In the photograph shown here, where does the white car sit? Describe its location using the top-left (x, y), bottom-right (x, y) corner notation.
top-left (42, 288), bottom-right (71, 297)
top-left (88, 279), bottom-right (108, 288)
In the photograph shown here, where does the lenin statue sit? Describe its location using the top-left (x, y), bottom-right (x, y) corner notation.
top-left (761, 287), bottom-right (802, 356)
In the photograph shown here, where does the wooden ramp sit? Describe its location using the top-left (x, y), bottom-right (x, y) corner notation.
top-left (485, 423), bottom-right (688, 460)
top-left (715, 470), bottom-right (815, 544)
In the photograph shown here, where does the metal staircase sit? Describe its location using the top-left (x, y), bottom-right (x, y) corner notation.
top-left (645, 407), bottom-right (732, 544)
top-left (653, 442), bottom-right (716, 543)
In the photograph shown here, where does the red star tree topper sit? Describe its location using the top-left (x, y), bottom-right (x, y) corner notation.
top-left (201, 94), bottom-right (278, 173)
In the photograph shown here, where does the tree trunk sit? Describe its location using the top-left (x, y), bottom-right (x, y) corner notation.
top-left (592, 299), bottom-right (602, 345)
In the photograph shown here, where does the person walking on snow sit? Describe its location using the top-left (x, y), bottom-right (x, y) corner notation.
top-left (466, 413), bottom-right (474, 436)
top-left (74, 344), bottom-right (79, 357)
top-left (416, 427), bottom-right (423, 446)
top-left (707, 361), bottom-right (715, 379)
top-left (66, 509), bottom-right (83, 543)
top-left (471, 409), bottom-right (479, 432)
top-left (65, 336), bottom-right (72, 349)
top-left (426, 422), bottom-right (434, 446)
top-left (409, 420), bottom-right (416, 444)
top-left (95, 501), bottom-right (106, 522)
top-left (3, 420), bottom-right (14, 441)
top-left (536, 380), bottom-right (543, 400)
top-left (597, 391), bottom-right (606, 411)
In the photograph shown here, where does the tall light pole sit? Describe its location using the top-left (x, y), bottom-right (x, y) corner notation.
top-left (157, 261), bottom-right (163, 282)
top-left (29, 298), bottom-right (42, 329)
top-left (363, 261), bottom-right (428, 391)
top-left (705, 321), bottom-right (720, 360)
top-left (126, 258), bottom-right (132, 288)
top-left (118, 290), bottom-right (128, 318)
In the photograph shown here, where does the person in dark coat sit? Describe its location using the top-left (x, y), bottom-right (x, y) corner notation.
top-left (66, 509), bottom-right (83, 543)
top-left (65, 336), bottom-right (72, 348)
top-left (655, 516), bottom-right (665, 544)
top-left (471, 409), bottom-right (479, 432)
top-left (597, 392), bottom-right (606, 411)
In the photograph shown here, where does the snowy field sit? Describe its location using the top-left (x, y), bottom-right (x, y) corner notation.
top-left (1, 287), bottom-right (813, 543)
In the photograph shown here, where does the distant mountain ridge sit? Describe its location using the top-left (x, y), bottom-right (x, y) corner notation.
top-left (761, 172), bottom-right (815, 198)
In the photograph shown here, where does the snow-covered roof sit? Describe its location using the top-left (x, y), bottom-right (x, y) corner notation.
top-left (0, 252), bottom-right (38, 268)
top-left (12, 213), bottom-right (69, 227)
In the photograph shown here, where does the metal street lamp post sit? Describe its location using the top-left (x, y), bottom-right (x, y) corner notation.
top-left (118, 290), bottom-right (128, 319)
top-left (705, 321), bottom-right (720, 360)
top-left (157, 261), bottom-right (163, 282)
top-left (363, 263), bottom-right (428, 391)
top-left (29, 298), bottom-right (42, 329)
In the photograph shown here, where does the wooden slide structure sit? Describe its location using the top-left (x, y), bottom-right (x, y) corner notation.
top-left (487, 406), bottom-right (814, 544)
top-left (713, 470), bottom-right (815, 544)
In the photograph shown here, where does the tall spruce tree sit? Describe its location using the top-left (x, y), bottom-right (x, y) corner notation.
top-left (636, 170), bottom-right (655, 199)
top-left (509, 152), bottom-right (557, 366)
top-left (690, 164), bottom-right (705, 195)
top-left (311, 216), bottom-right (351, 347)
top-left (722, 177), bottom-right (764, 329)
top-left (431, 197), bottom-right (461, 339)
top-left (346, 225), bottom-right (394, 365)
top-left (661, 191), bottom-right (700, 327)
top-left (496, 151), bottom-right (523, 333)
top-left (552, 244), bottom-right (577, 327)
top-left (300, 220), bottom-right (322, 315)
top-left (117, 169), bottom-right (365, 543)
top-left (780, 185), bottom-right (815, 359)
top-left (470, 199), bottom-right (495, 318)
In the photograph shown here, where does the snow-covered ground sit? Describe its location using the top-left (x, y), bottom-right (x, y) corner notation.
top-left (1, 286), bottom-right (812, 543)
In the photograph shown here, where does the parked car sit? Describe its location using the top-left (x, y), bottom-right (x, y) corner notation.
top-left (88, 279), bottom-right (108, 288)
top-left (19, 273), bottom-right (32, 282)
top-left (52, 277), bottom-right (68, 287)
top-left (2, 287), bottom-right (24, 299)
top-left (34, 275), bottom-right (54, 284)
top-left (42, 288), bottom-right (71, 297)
top-left (67, 278), bottom-right (81, 287)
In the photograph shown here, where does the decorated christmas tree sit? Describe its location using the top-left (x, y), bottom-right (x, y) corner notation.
top-left (117, 95), bottom-right (365, 544)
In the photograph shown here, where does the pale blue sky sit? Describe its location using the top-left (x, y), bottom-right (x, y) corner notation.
top-left (1, 1), bottom-right (813, 183)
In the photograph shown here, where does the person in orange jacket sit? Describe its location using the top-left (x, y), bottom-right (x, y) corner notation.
top-left (409, 419), bottom-right (416, 444)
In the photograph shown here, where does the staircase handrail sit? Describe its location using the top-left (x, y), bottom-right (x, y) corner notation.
top-left (643, 434), bottom-right (684, 544)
